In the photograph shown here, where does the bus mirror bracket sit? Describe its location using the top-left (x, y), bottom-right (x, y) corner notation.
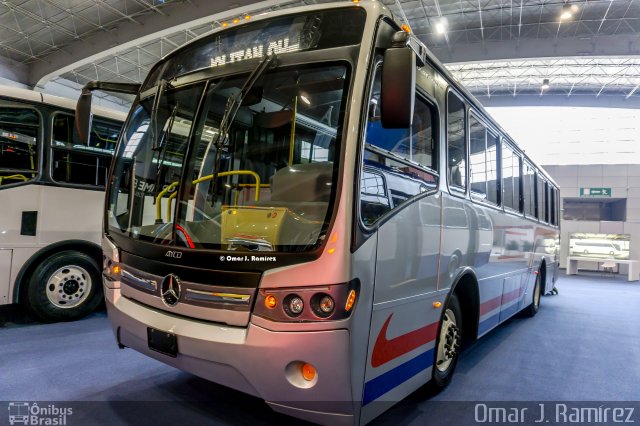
top-left (381, 32), bottom-right (416, 129)
top-left (75, 81), bottom-right (141, 145)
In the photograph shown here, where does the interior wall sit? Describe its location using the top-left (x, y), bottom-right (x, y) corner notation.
top-left (543, 164), bottom-right (640, 275)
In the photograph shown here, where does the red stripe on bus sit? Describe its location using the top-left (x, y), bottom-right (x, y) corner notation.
top-left (371, 314), bottom-right (439, 368)
top-left (480, 288), bottom-right (522, 316)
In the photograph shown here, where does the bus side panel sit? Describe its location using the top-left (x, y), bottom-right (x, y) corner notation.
top-left (38, 186), bottom-right (103, 246)
top-left (360, 194), bottom-right (443, 423)
top-left (0, 249), bottom-right (12, 304)
top-left (477, 208), bottom-right (532, 336)
top-left (0, 184), bottom-right (41, 247)
top-left (0, 184), bottom-right (40, 305)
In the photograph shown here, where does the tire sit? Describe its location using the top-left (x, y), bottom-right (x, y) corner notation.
top-left (432, 293), bottom-right (462, 389)
top-left (25, 250), bottom-right (102, 322)
top-left (524, 271), bottom-right (542, 317)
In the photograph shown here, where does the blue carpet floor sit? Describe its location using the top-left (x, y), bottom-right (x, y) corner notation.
top-left (1, 273), bottom-right (639, 425)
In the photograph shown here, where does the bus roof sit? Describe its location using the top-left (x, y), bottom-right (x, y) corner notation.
top-left (0, 84), bottom-right (126, 122)
top-left (142, 0), bottom-right (557, 187)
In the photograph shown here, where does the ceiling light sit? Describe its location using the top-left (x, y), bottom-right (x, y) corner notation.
top-left (541, 79), bottom-right (550, 90)
top-left (300, 95), bottom-right (311, 105)
top-left (435, 19), bottom-right (447, 35)
top-left (560, 4), bottom-right (573, 20)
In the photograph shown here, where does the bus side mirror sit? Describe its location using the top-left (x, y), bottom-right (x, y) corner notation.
top-left (381, 46), bottom-right (415, 129)
top-left (75, 90), bottom-right (93, 146)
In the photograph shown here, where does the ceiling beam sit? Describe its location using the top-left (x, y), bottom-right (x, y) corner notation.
top-left (430, 34), bottom-right (640, 64)
top-left (29, 0), bottom-right (295, 88)
top-left (475, 93), bottom-right (640, 109)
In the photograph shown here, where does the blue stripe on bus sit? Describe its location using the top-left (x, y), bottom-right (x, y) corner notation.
top-left (478, 312), bottom-right (500, 335)
top-left (478, 301), bottom-right (523, 336)
top-left (363, 347), bottom-right (434, 406)
top-left (500, 301), bottom-right (520, 320)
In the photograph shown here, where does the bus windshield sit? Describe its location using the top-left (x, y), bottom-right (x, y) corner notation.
top-left (108, 62), bottom-right (349, 252)
top-left (107, 8), bottom-right (365, 253)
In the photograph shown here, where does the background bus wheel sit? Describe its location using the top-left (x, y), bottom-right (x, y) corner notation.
top-left (432, 293), bottom-right (462, 389)
top-left (25, 251), bottom-right (102, 322)
top-left (524, 271), bottom-right (542, 317)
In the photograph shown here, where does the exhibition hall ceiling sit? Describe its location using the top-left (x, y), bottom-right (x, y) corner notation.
top-left (0, 0), bottom-right (638, 105)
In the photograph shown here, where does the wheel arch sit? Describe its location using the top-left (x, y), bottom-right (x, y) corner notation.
top-left (538, 258), bottom-right (547, 294)
top-left (445, 267), bottom-right (480, 347)
top-left (13, 239), bottom-right (102, 304)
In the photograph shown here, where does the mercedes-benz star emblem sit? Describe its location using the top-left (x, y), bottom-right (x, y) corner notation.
top-left (161, 274), bottom-right (181, 307)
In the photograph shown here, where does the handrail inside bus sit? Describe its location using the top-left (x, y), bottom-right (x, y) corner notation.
top-left (155, 170), bottom-right (261, 223)
top-left (0, 174), bottom-right (29, 186)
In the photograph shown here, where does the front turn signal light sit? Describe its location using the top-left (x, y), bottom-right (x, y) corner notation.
top-left (345, 290), bottom-right (357, 312)
top-left (302, 363), bottom-right (316, 381)
top-left (265, 295), bottom-right (277, 309)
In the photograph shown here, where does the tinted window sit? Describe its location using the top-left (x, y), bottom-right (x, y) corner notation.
top-left (537, 175), bottom-right (546, 222)
top-left (360, 70), bottom-right (438, 225)
top-left (502, 143), bottom-right (514, 210)
top-left (486, 131), bottom-right (499, 205)
top-left (447, 91), bottom-right (466, 191)
top-left (469, 115), bottom-right (486, 199)
top-left (523, 162), bottom-right (535, 217)
top-left (502, 142), bottom-right (521, 212)
top-left (0, 105), bottom-right (39, 186)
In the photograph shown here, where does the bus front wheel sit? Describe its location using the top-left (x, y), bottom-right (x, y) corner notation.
top-left (432, 293), bottom-right (462, 389)
top-left (25, 251), bottom-right (102, 322)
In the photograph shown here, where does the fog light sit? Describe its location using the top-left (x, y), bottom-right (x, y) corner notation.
top-left (319, 295), bottom-right (334, 314)
top-left (301, 363), bottom-right (316, 381)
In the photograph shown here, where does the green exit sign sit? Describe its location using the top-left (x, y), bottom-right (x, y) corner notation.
top-left (580, 187), bottom-right (611, 197)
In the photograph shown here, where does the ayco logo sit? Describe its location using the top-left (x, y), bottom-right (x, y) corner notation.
top-left (161, 274), bottom-right (181, 307)
top-left (165, 250), bottom-right (183, 259)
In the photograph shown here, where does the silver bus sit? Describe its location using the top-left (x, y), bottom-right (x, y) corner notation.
top-left (77, 1), bottom-right (560, 423)
top-left (0, 85), bottom-right (125, 322)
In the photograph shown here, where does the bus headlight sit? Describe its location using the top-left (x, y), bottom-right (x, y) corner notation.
top-left (254, 280), bottom-right (359, 322)
top-left (284, 294), bottom-right (304, 317)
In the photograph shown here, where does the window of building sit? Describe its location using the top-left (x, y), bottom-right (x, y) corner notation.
top-left (563, 198), bottom-right (626, 221)
top-left (447, 91), bottom-right (466, 191)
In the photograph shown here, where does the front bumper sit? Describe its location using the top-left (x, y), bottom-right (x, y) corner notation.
top-left (104, 285), bottom-right (356, 425)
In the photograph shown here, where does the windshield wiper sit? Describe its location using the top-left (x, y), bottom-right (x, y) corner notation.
top-left (151, 101), bottom-right (179, 203)
top-left (209, 54), bottom-right (278, 206)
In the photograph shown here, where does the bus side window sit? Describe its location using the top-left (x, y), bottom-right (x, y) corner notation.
top-left (0, 105), bottom-right (39, 185)
top-left (447, 91), bottom-right (466, 192)
top-left (469, 114), bottom-right (487, 200)
top-left (523, 162), bottom-right (535, 217)
top-left (486, 131), bottom-right (499, 205)
top-left (360, 68), bottom-right (438, 225)
top-left (51, 113), bottom-right (121, 187)
top-left (502, 142), bottom-right (515, 210)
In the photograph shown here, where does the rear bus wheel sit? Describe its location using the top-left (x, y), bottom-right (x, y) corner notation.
top-left (25, 251), bottom-right (102, 322)
top-left (432, 293), bottom-right (462, 389)
top-left (524, 271), bottom-right (542, 317)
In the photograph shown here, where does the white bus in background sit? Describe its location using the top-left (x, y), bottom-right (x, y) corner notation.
top-left (0, 85), bottom-right (125, 322)
top-left (569, 239), bottom-right (626, 258)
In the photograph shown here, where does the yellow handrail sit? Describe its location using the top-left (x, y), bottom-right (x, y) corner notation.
top-left (0, 174), bottom-right (28, 186)
top-left (156, 170), bottom-right (261, 222)
top-left (155, 181), bottom-right (179, 221)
